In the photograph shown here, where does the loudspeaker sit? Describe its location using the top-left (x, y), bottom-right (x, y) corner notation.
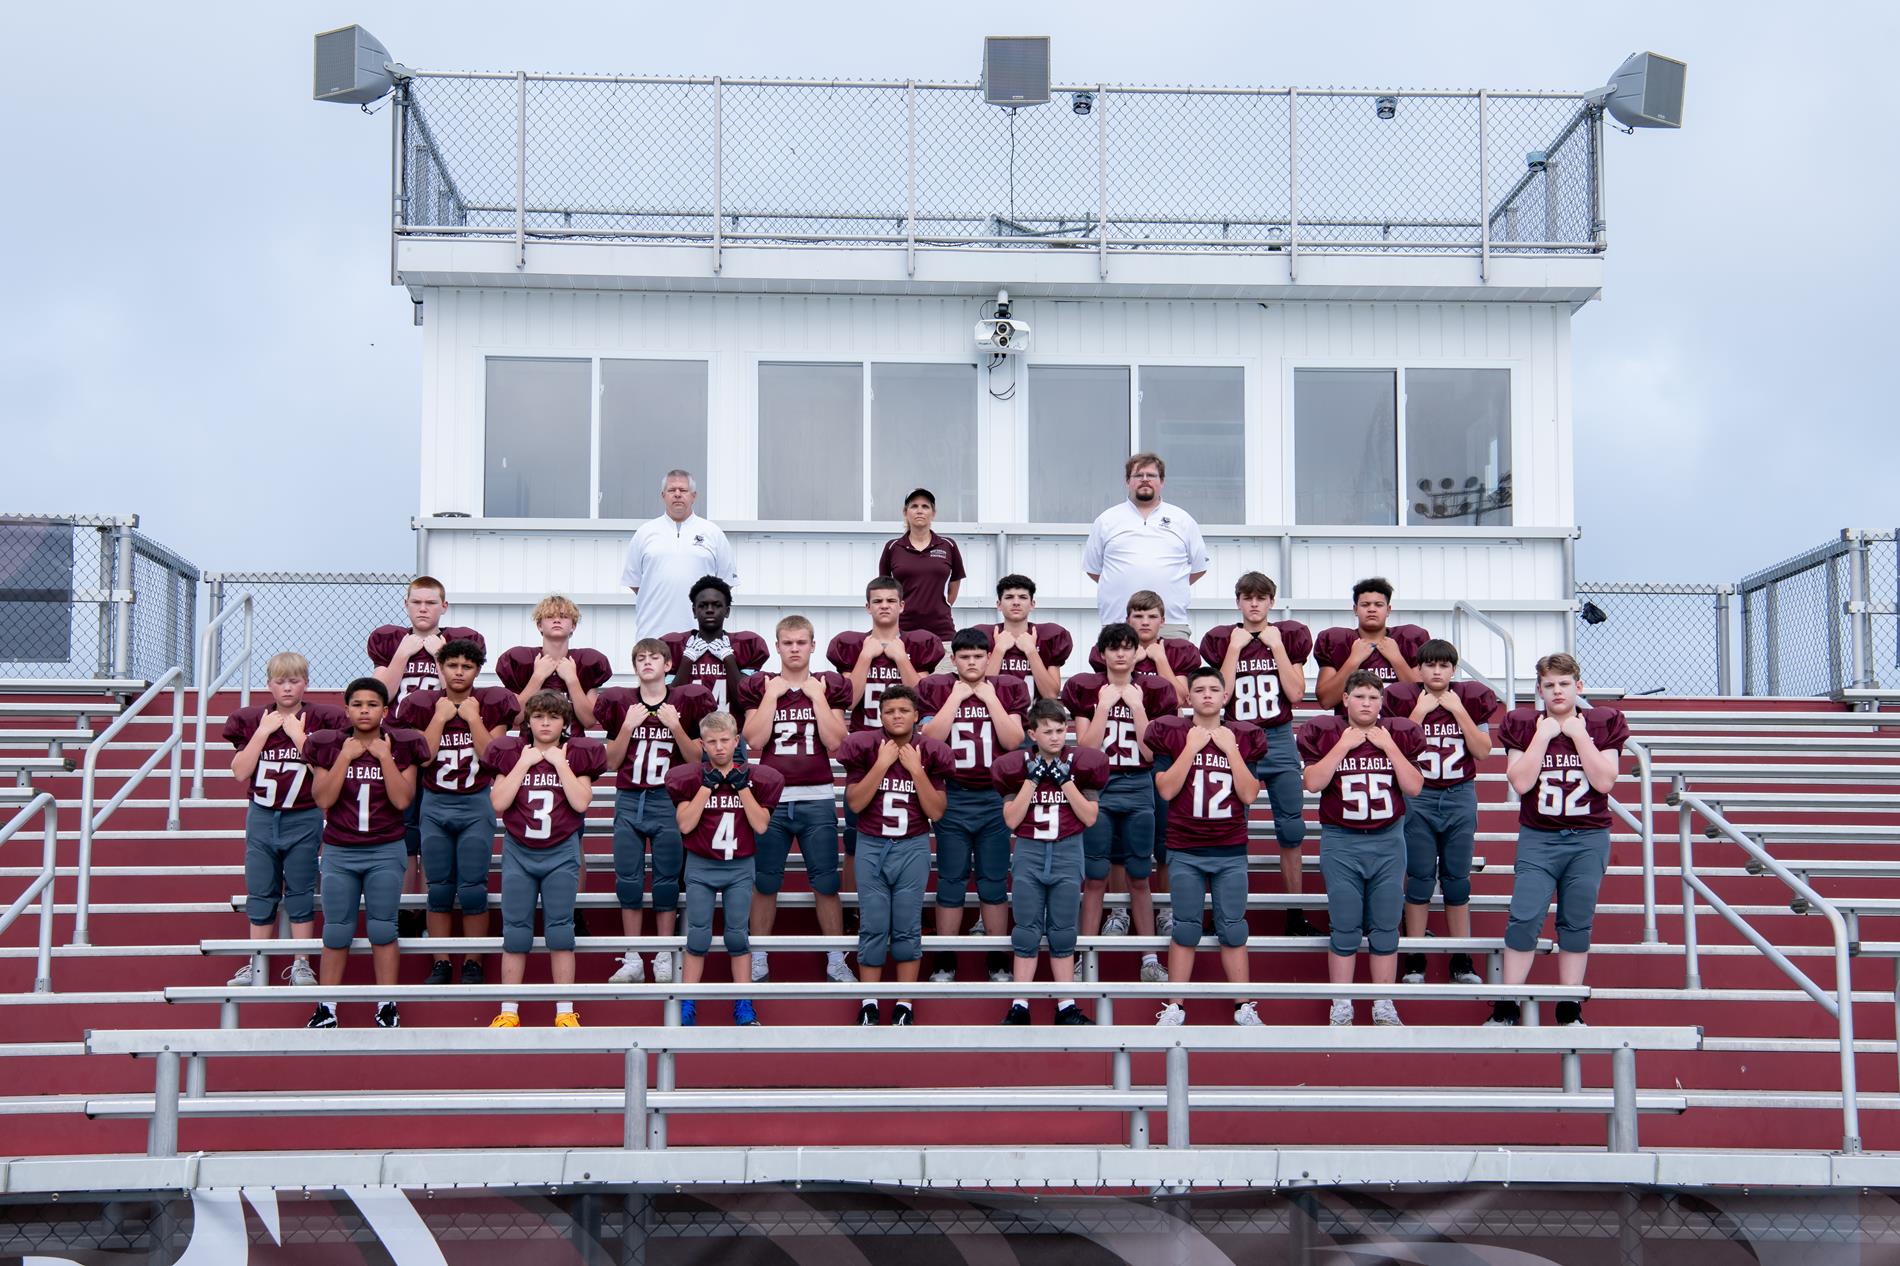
top-left (314, 25), bottom-right (395, 105)
top-left (1606, 52), bottom-right (1686, 129)
top-left (982, 37), bottom-right (1051, 108)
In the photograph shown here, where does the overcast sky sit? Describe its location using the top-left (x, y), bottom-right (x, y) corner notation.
top-left (3, 1), bottom-right (1893, 584)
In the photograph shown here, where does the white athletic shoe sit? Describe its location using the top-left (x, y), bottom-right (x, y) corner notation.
top-left (285, 958), bottom-right (317, 988)
top-left (653, 951), bottom-right (676, 985)
top-left (1155, 907), bottom-right (1175, 939)
top-left (608, 953), bottom-right (645, 985)
top-left (825, 952), bottom-right (855, 984)
top-left (227, 961), bottom-right (261, 987)
top-left (1233, 1001), bottom-right (1264, 1027)
top-left (1154, 1003), bottom-right (1186, 1026)
top-left (751, 950), bottom-right (770, 983)
top-left (1138, 957), bottom-right (1170, 984)
top-left (1328, 999), bottom-right (1355, 1027)
top-left (1371, 999), bottom-right (1404, 1027)
top-left (1102, 908), bottom-right (1131, 937)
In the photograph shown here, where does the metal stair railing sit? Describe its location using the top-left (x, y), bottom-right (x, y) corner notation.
top-left (1670, 777), bottom-right (1860, 1153)
top-left (1452, 598), bottom-right (1517, 709)
top-left (189, 594), bottom-right (252, 801)
top-left (73, 668), bottom-right (184, 947)
top-left (0, 793), bottom-right (58, 992)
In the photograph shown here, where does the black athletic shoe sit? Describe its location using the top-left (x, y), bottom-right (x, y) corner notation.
top-left (857, 1001), bottom-right (881, 1026)
top-left (928, 950), bottom-right (957, 982)
top-left (1484, 1000), bottom-right (1521, 1027)
top-left (891, 1003), bottom-right (915, 1026)
top-left (425, 959), bottom-right (453, 985)
top-left (1055, 1004), bottom-right (1095, 1026)
top-left (1399, 952), bottom-right (1427, 984)
top-left (1448, 953), bottom-right (1482, 985)
top-left (1283, 907), bottom-right (1317, 937)
top-left (985, 950), bottom-right (1012, 983)
top-left (460, 959), bottom-right (485, 985)
top-left (1002, 1003), bottom-right (1031, 1025)
top-left (375, 1002), bottom-right (401, 1029)
top-left (1555, 1000), bottom-right (1586, 1027)
top-left (305, 1003), bottom-right (337, 1029)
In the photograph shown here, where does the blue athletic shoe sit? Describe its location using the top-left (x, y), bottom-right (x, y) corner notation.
top-left (679, 1000), bottom-right (697, 1027)
top-left (733, 999), bottom-right (761, 1027)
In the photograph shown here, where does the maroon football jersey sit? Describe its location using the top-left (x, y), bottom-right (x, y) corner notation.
top-left (1060, 674), bottom-right (1179, 773)
top-left (1382, 681), bottom-right (1500, 788)
top-left (223, 701), bottom-right (349, 811)
top-left (735, 671), bottom-right (854, 787)
top-left (1497, 706), bottom-right (1629, 832)
top-left (826, 629), bottom-right (946, 731)
top-left (659, 629), bottom-right (769, 713)
top-left (1200, 621), bottom-right (1314, 728)
top-left (916, 672), bottom-right (1031, 788)
top-left (496, 646), bottom-right (613, 700)
top-left (1087, 637), bottom-right (1202, 680)
top-left (1297, 716), bottom-right (1427, 830)
top-left (482, 736), bottom-right (609, 847)
top-left (301, 726), bottom-right (431, 847)
top-left (395, 687), bottom-right (522, 795)
top-left (989, 622), bottom-right (1074, 701)
top-left (992, 746), bottom-right (1110, 841)
top-left (366, 625), bottom-right (487, 709)
top-left (1146, 717), bottom-right (1269, 850)
top-left (877, 533), bottom-right (968, 640)
top-left (834, 731), bottom-right (953, 839)
top-left (664, 761), bottom-right (786, 860)
top-left (595, 684), bottom-right (716, 791)
top-left (1314, 624), bottom-right (1432, 712)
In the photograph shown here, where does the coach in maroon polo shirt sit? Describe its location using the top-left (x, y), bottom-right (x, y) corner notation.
top-left (877, 488), bottom-right (967, 644)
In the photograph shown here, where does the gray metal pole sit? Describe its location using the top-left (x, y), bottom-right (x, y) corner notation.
top-left (514, 70), bottom-right (527, 270)
top-left (32, 803), bottom-right (56, 992)
top-left (623, 1047), bottom-right (648, 1149)
top-left (1740, 587), bottom-right (1755, 696)
top-left (1095, 85), bottom-right (1108, 279)
top-left (113, 520), bottom-right (136, 677)
top-left (904, 81), bottom-right (917, 277)
top-left (1164, 1045), bottom-right (1190, 1148)
top-left (1715, 587), bottom-right (1733, 695)
top-left (1608, 1047), bottom-right (1638, 1152)
top-left (1478, 89), bottom-right (1489, 283)
top-left (1765, 584), bottom-right (1781, 695)
top-left (149, 1050), bottom-right (181, 1158)
top-left (1286, 88), bottom-right (1300, 283)
top-left (1826, 545), bottom-right (1843, 693)
top-left (1677, 780), bottom-right (1701, 989)
top-left (711, 77), bottom-right (723, 274)
top-left (95, 526), bottom-right (113, 677)
top-left (1848, 529), bottom-right (1871, 689)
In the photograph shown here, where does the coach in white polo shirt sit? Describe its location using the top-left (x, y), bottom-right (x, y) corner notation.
top-left (620, 469), bottom-right (739, 641)
top-left (1082, 452), bottom-right (1209, 637)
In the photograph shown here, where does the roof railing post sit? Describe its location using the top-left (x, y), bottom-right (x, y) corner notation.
top-left (1286, 88), bottom-right (1299, 282)
top-left (1715, 586), bottom-right (1734, 696)
top-left (1478, 89), bottom-right (1489, 282)
top-left (1847, 528), bottom-right (1872, 690)
top-left (112, 519), bottom-right (136, 677)
top-left (1096, 85), bottom-right (1108, 280)
top-left (711, 77), bottom-right (724, 274)
top-left (1765, 582), bottom-right (1781, 695)
top-left (904, 80), bottom-right (917, 277)
top-left (514, 70), bottom-right (527, 271)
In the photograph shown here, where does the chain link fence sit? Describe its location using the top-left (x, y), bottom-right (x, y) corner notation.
top-left (399, 74), bottom-right (1600, 257)
top-left (0, 514), bottom-right (197, 683)
top-left (205, 573), bottom-right (411, 691)
top-left (1575, 583), bottom-right (1734, 696)
top-left (1741, 530), bottom-right (1897, 697)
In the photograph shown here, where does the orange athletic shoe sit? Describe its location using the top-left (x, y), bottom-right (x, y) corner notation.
top-left (555, 1010), bottom-right (582, 1028)
top-left (489, 1012), bottom-right (520, 1028)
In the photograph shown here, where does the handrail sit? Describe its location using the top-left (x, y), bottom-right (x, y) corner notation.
top-left (189, 594), bottom-right (253, 801)
top-left (0, 794), bottom-right (59, 992)
top-left (74, 667), bottom-right (185, 947)
top-left (1451, 598), bottom-right (1517, 710)
top-left (1606, 738), bottom-right (1658, 944)
top-left (1671, 779), bottom-right (1860, 1154)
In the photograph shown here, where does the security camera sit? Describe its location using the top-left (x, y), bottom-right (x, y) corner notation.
top-left (976, 316), bottom-right (1030, 353)
top-left (993, 289), bottom-right (1011, 319)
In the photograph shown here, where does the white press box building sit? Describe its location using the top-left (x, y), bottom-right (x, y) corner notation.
top-left (342, 33), bottom-right (1686, 693)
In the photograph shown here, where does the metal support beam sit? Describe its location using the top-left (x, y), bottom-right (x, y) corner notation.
top-left (623, 1047), bottom-right (648, 1150)
top-left (149, 1050), bottom-right (180, 1158)
top-left (112, 521), bottom-right (136, 677)
top-left (1608, 1047), bottom-right (1638, 1152)
top-left (1715, 586), bottom-right (1734, 695)
top-left (711, 77), bottom-right (724, 274)
top-left (514, 71), bottom-right (528, 270)
top-left (1164, 1045), bottom-right (1190, 1148)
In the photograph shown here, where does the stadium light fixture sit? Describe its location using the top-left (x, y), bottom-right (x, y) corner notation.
top-left (313, 25), bottom-right (411, 105)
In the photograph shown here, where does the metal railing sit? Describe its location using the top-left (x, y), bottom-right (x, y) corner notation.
top-left (1669, 779), bottom-right (1859, 1153)
top-left (395, 72), bottom-right (1603, 272)
top-left (0, 793), bottom-right (58, 992)
top-left (0, 514), bottom-right (197, 683)
top-left (73, 668), bottom-right (185, 947)
top-left (1741, 530), bottom-right (1897, 699)
top-left (1452, 599), bottom-right (1517, 708)
top-left (1607, 737), bottom-right (1659, 946)
top-left (189, 595), bottom-right (252, 801)
top-left (90, 1002), bottom-right (1691, 1159)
